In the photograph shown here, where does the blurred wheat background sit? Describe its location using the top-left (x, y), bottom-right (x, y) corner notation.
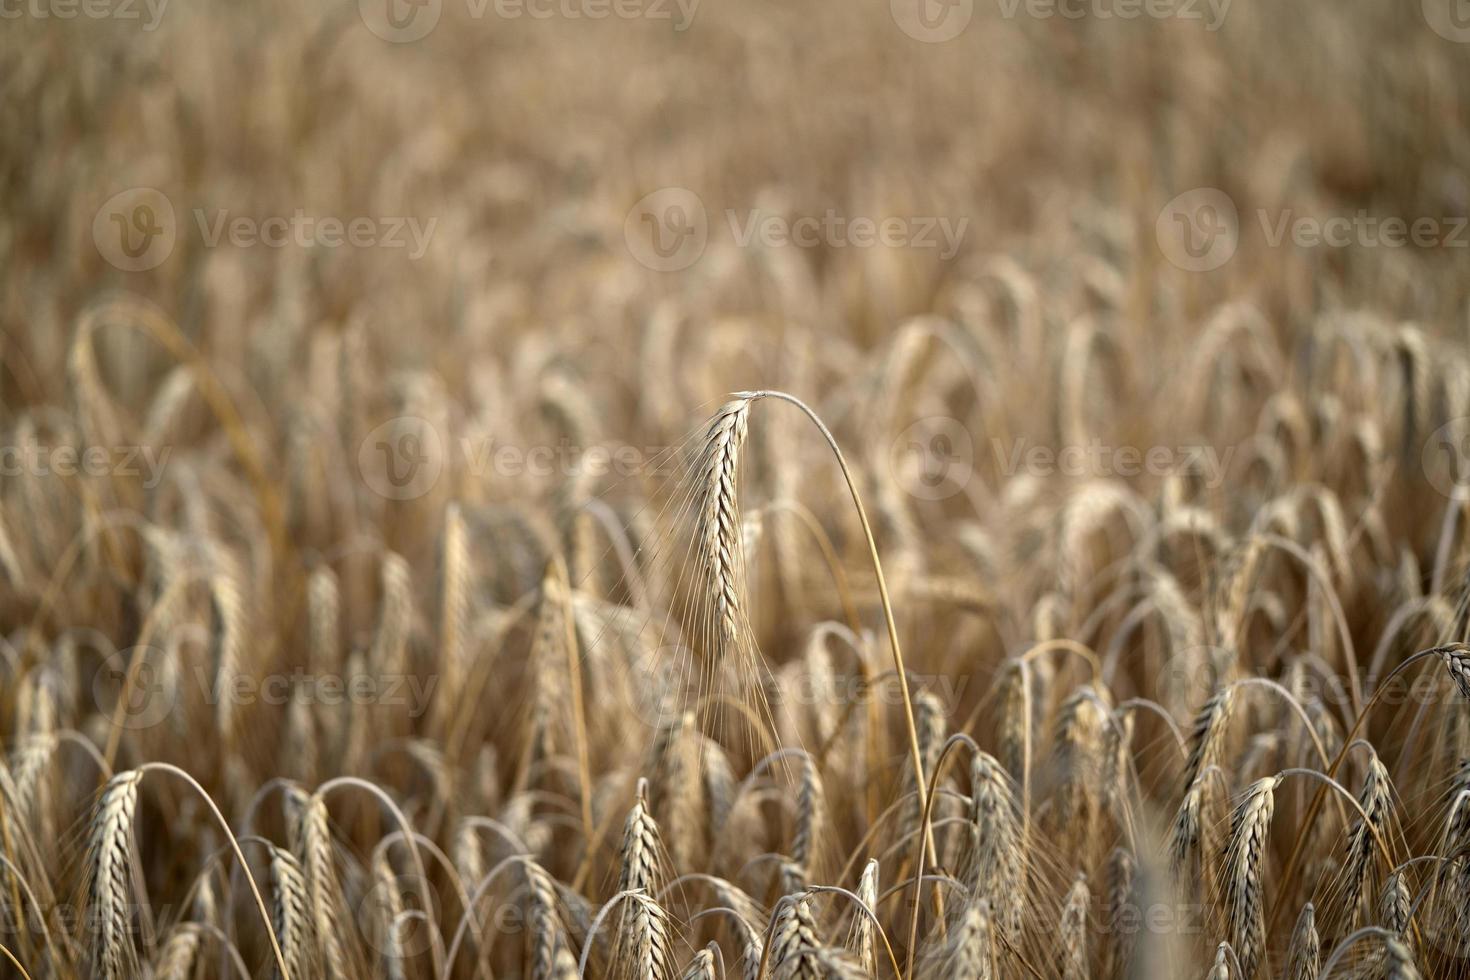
top-left (3, 1), bottom-right (1470, 977)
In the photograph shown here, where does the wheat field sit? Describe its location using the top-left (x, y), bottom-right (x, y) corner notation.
top-left (3, 1), bottom-right (1470, 977)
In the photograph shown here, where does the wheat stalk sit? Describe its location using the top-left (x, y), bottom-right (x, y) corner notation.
top-left (1225, 775), bottom-right (1281, 979)
top-left (1060, 873), bottom-right (1089, 980)
top-left (1285, 902), bottom-right (1318, 980)
top-left (86, 771), bottom-right (142, 980)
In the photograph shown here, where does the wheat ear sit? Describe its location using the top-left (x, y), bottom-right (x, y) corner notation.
top-left (1285, 901), bottom-right (1319, 980)
top-left (1060, 873), bottom-right (1089, 980)
top-left (1225, 775), bottom-right (1281, 979)
top-left (86, 770), bottom-right (142, 980)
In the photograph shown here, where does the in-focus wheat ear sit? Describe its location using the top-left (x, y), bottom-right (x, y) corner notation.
top-left (696, 397), bottom-right (752, 657)
top-left (697, 390), bottom-right (938, 978)
top-left (1343, 750), bottom-right (1392, 922)
top-left (1440, 643), bottom-right (1470, 700)
top-left (269, 845), bottom-right (312, 980)
top-left (87, 770), bottom-right (143, 980)
top-left (1225, 775), bottom-right (1282, 979)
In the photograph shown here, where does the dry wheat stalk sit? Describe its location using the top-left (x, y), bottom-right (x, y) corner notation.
top-left (792, 753), bottom-right (825, 874)
top-left (527, 860), bottom-right (564, 980)
top-left (768, 894), bottom-right (821, 980)
top-left (1209, 942), bottom-right (1232, 979)
top-left (86, 770), bottom-right (143, 980)
top-left (154, 925), bottom-right (202, 980)
top-left (1342, 749), bottom-right (1392, 923)
top-left (269, 845), bottom-right (312, 980)
top-left (1225, 775), bottom-right (1281, 979)
top-left (1183, 688), bottom-right (1237, 796)
top-left (965, 751), bottom-right (1023, 939)
top-left (696, 398), bottom-right (752, 656)
top-left (1379, 869), bottom-right (1411, 936)
top-left (1285, 902), bottom-right (1319, 980)
top-left (1383, 935), bottom-right (1420, 979)
top-left (618, 779), bottom-right (663, 895)
top-left (853, 859), bottom-right (877, 975)
top-left (1104, 846), bottom-right (1135, 980)
top-left (937, 896), bottom-right (993, 980)
top-left (293, 792), bottom-right (352, 979)
top-left (680, 945), bottom-right (718, 980)
top-left (1060, 872), bottom-right (1090, 980)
